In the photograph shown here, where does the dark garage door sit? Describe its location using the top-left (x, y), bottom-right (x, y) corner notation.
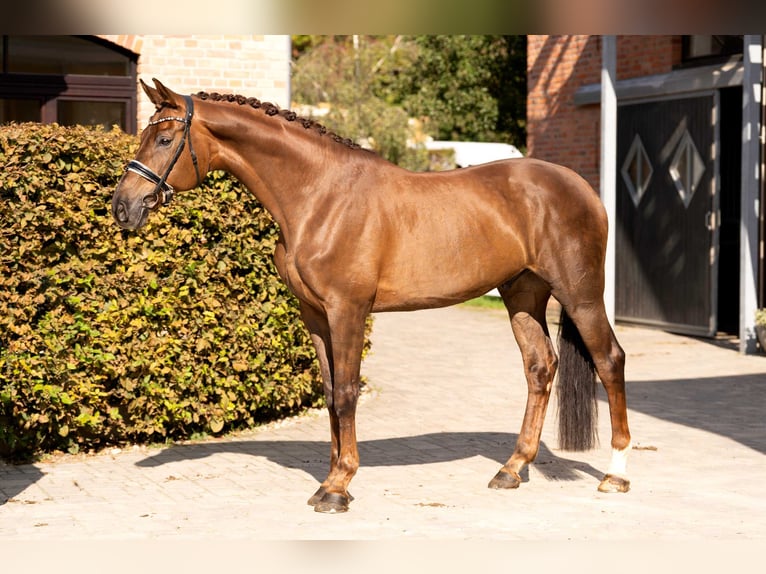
top-left (616, 93), bottom-right (719, 336)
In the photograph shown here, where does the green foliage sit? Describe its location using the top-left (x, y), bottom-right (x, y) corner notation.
top-left (392, 35), bottom-right (527, 148)
top-left (290, 35), bottom-right (527, 162)
top-left (0, 122), bottom-right (367, 460)
top-left (291, 35), bottom-right (429, 171)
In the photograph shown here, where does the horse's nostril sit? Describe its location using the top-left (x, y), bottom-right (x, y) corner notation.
top-left (115, 201), bottom-right (129, 223)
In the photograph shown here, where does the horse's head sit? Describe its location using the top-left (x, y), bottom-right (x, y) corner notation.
top-left (111, 78), bottom-right (206, 230)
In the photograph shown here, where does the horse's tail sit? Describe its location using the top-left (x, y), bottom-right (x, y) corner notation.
top-left (556, 309), bottom-right (598, 451)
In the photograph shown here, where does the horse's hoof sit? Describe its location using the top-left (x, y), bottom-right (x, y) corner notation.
top-left (308, 486), bottom-right (354, 507)
top-left (313, 492), bottom-right (351, 513)
top-left (598, 474), bottom-right (630, 493)
top-left (488, 469), bottom-right (522, 489)
top-left (307, 486), bottom-right (326, 506)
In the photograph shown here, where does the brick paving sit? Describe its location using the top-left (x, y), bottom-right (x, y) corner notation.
top-left (1, 304), bottom-right (765, 540)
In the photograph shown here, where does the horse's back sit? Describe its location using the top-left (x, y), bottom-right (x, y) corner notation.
top-left (488, 157), bottom-right (604, 220)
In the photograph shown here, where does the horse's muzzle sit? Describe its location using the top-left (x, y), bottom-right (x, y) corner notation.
top-left (111, 195), bottom-right (149, 230)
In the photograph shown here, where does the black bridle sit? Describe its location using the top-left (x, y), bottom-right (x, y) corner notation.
top-left (126, 94), bottom-right (202, 209)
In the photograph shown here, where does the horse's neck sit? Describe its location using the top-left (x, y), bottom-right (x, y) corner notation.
top-left (206, 108), bottom-right (334, 231)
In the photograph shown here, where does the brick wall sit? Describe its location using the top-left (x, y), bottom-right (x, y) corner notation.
top-left (98, 35), bottom-right (290, 127)
top-left (527, 35), bottom-right (678, 192)
top-left (617, 35), bottom-right (680, 80)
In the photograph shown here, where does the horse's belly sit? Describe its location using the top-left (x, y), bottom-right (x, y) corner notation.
top-left (371, 286), bottom-right (496, 312)
top-left (372, 249), bottom-right (525, 312)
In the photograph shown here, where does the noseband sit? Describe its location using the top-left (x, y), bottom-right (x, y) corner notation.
top-left (126, 94), bottom-right (202, 209)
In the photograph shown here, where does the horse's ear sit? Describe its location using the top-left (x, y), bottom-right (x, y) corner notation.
top-left (140, 78), bottom-right (181, 109)
top-left (140, 78), bottom-right (163, 108)
top-left (152, 78), bottom-right (183, 109)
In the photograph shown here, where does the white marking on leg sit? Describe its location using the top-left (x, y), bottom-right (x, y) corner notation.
top-left (606, 443), bottom-right (631, 477)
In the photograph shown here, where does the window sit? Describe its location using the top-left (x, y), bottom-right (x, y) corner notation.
top-left (681, 35), bottom-right (743, 66)
top-left (0, 36), bottom-right (137, 133)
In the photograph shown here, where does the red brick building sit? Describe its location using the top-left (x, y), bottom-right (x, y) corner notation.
top-left (527, 35), bottom-right (764, 352)
top-left (528, 36), bottom-right (682, 193)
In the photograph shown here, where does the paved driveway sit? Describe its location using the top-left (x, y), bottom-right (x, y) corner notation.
top-left (1, 305), bottom-right (765, 540)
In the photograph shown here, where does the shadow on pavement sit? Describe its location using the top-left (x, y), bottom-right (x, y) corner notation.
top-left (0, 463), bottom-right (45, 506)
top-left (135, 431), bottom-right (603, 484)
top-left (134, 370), bottom-right (766, 487)
top-left (4, 373), bottom-right (761, 507)
top-left (613, 373), bottom-right (766, 455)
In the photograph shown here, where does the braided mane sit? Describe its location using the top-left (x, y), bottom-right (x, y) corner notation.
top-left (195, 91), bottom-right (364, 151)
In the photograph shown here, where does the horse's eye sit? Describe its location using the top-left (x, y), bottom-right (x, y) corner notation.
top-left (157, 135), bottom-right (173, 147)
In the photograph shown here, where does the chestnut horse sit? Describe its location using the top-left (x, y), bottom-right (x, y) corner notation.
top-left (112, 79), bottom-right (631, 513)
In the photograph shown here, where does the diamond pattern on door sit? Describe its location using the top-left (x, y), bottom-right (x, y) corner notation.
top-left (620, 134), bottom-right (653, 206)
top-left (669, 129), bottom-right (706, 208)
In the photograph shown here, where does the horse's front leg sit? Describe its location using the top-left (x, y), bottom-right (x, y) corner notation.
top-left (301, 302), bottom-right (368, 513)
top-left (299, 305), bottom-right (338, 507)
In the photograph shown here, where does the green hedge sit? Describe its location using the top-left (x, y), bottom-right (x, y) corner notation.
top-left (0, 122), bottom-right (366, 460)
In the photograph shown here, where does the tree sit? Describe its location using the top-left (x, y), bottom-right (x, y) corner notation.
top-left (290, 35), bottom-right (427, 170)
top-left (391, 35), bottom-right (527, 148)
top-left (289, 35), bottom-right (527, 167)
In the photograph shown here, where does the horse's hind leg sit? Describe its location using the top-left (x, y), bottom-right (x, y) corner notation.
top-left (489, 272), bottom-right (557, 489)
top-left (560, 299), bottom-right (631, 493)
